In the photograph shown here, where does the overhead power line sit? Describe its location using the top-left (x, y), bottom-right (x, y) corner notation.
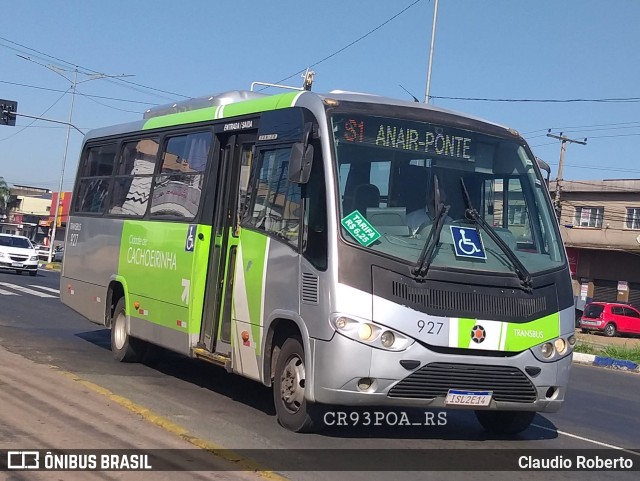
top-left (0, 79), bottom-right (159, 106)
top-left (0, 36), bottom-right (189, 99)
top-left (430, 95), bottom-right (640, 103)
top-left (270, 0), bottom-right (425, 86)
top-left (522, 121), bottom-right (640, 136)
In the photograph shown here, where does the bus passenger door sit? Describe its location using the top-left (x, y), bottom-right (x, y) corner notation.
top-left (200, 133), bottom-right (256, 354)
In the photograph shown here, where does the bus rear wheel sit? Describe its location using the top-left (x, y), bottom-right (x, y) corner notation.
top-left (110, 298), bottom-right (142, 362)
top-left (475, 410), bottom-right (535, 435)
top-left (273, 336), bottom-right (321, 433)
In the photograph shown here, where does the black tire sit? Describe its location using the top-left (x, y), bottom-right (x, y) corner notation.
top-left (29, 270), bottom-right (37, 277)
top-left (475, 410), bottom-right (535, 435)
top-left (604, 323), bottom-right (617, 338)
top-left (110, 298), bottom-right (142, 362)
top-left (273, 336), bottom-right (322, 433)
top-left (580, 328), bottom-right (589, 334)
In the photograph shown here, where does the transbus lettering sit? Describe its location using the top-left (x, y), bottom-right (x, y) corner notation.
top-left (513, 328), bottom-right (544, 339)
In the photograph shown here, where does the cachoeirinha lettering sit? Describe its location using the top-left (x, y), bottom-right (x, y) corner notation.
top-left (375, 124), bottom-right (472, 159)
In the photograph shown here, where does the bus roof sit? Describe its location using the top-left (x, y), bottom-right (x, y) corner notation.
top-left (82, 88), bottom-right (517, 143)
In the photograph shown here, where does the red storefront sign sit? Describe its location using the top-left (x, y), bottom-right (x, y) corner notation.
top-left (566, 247), bottom-right (580, 277)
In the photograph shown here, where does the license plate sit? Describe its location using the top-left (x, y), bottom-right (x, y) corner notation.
top-left (581, 321), bottom-right (598, 326)
top-left (445, 389), bottom-right (493, 407)
top-left (11, 262), bottom-right (24, 268)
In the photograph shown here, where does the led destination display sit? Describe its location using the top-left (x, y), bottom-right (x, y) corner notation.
top-left (336, 115), bottom-right (476, 161)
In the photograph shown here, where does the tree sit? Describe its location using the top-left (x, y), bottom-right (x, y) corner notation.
top-left (0, 176), bottom-right (10, 219)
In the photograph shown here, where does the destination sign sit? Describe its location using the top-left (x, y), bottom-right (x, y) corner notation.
top-left (335, 115), bottom-right (475, 160)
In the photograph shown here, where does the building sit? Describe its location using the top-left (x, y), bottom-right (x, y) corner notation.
top-left (552, 179), bottom-right (640, 311)
top-left (46, 191), bottom-right (72, 248)
top-left (0, 186), bottom-right (72, 248)
top-left (0, 185), bottom-right (52, 242)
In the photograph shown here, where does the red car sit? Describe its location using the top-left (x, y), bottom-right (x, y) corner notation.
top-left (580, 302), bottom-right (640, 337)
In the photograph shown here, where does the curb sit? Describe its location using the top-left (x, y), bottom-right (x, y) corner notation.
top-left (52, 368), bottom-right (289, 481)
top-left (38, 262), bottom-right (61, 271)
top-left (572, 352), bottom-right (640, 372)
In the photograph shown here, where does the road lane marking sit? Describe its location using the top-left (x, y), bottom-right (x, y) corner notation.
top-left (0, 288), bottom-right (19, 296)
top-left (0, 282), bottom-right (56, 298)
top-left (52, 368), bottom-right (290, 481)
top-left (532, 423), bottom-right (640, 457)
top-left (28, 285), bottom-right (60, 294)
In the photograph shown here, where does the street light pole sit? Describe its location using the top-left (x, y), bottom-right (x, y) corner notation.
top-left (16, 56), bottom-right (132, 263)
top-left (47, 68), bottom-right (77, 263)
top-left (424, 0), bottom-right (439, 104)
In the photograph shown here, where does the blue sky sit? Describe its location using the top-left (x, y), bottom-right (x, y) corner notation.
top-left (1, 0), bottom-right (639, 191)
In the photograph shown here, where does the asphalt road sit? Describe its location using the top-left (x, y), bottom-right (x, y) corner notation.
top-left (0, 269), bottom-right (638, 480)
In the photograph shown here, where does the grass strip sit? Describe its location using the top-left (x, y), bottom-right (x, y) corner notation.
top-left (574, 342), bottom-right (640, 364)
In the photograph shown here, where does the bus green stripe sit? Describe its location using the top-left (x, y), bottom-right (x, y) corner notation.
top-left (220, 92), bottom-right (300, 119)
top-left (142, 107), bottom-right (217, 130)
top-left (142, 92), bottom-right (301, 131)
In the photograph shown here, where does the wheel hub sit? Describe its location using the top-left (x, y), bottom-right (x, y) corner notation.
top-left (280, 355), bottom-right (305, 413)
top-left (113, 312), bottom-right (126, 350)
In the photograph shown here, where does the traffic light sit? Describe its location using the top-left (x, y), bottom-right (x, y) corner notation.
top-left (1, 99), bottom-right (17, 126)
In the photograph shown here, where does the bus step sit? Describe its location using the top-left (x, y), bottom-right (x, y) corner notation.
top-left (193, 348), bottom-right (232, 372)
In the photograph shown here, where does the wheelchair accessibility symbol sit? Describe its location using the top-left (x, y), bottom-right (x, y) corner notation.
top-left (450, 226), bottom-right (486, 259)
top-left (185, 224), bottom-right (196, 252)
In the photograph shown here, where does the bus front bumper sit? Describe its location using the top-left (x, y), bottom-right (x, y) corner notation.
top-left (309, 333), bottom-right (572, 413)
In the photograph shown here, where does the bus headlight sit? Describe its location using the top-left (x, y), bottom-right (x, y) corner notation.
top-left (554, 338), bottom-right (567, 355)
top-left (332, 314), bottom-right (413, 351)
top-left (358, 323), bottom-right (374, 341)
top-left (534, 334), bottom-right (575, 362)
top-left (380, 331), bottom-right (395, 348)
top-left (540, 342), bottom-right (554, 358)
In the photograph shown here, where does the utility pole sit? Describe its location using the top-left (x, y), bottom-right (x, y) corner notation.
top-left (424, 0), bottom-right (439, 103)
top-left (546, 130), bottom-right (587, 221)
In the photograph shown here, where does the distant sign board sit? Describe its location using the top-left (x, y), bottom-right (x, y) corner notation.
top-left (1, 99), bottom-right (17, 126)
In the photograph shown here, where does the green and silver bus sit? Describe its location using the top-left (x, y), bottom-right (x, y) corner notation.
top-left (61, 82), bottom-right (574, 434)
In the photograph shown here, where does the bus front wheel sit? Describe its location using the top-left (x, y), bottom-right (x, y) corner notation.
top-left (474, 410), bottom-right (535, 435)
top-left (273, 336), bottom-right (321, 433)
top-left (110, 298), bottom-right (142, 362)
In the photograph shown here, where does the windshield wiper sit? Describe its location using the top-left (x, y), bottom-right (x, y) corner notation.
top-left (459, 178), bottom-right (533, 293)
top-left (411, 203), bottom-right (451, 280)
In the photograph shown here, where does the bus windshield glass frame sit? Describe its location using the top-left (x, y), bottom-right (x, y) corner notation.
top-left (330, 111), bottom-right (565, 276)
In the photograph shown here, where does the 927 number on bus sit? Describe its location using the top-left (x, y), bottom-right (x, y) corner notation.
top-left (417, 320), bottom-right (444, 335)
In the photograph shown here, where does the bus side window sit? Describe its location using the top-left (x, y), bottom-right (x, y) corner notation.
top-left (243, 146), bottom-right (301, 247)
top-left (74, 143), bottom-right (117, 214)
top-left (108, 138), bottom-right (158, 217)
top-left (149, 131), bottom-right (211, 219)
top-left (303, 143), bottom-right (327, 270)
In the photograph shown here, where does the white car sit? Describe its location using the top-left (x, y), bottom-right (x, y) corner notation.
top-left (0, 234), bottom-right (39, 276)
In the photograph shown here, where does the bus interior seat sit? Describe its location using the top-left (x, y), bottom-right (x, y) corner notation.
top-left (352, 184), bottom-right (380, 217)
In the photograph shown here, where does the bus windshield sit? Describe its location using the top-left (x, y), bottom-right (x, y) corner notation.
top-left (331, 112), bottom-right (564, 276)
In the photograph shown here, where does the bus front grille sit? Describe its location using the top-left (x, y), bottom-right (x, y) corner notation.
top-left (388, 362), bottom-right (537, 403)
top-left (391, 281), bottom-right (547, 320)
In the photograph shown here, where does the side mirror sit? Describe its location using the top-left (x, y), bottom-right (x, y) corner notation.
top-left (288, 142), bottom-right (314, 184)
